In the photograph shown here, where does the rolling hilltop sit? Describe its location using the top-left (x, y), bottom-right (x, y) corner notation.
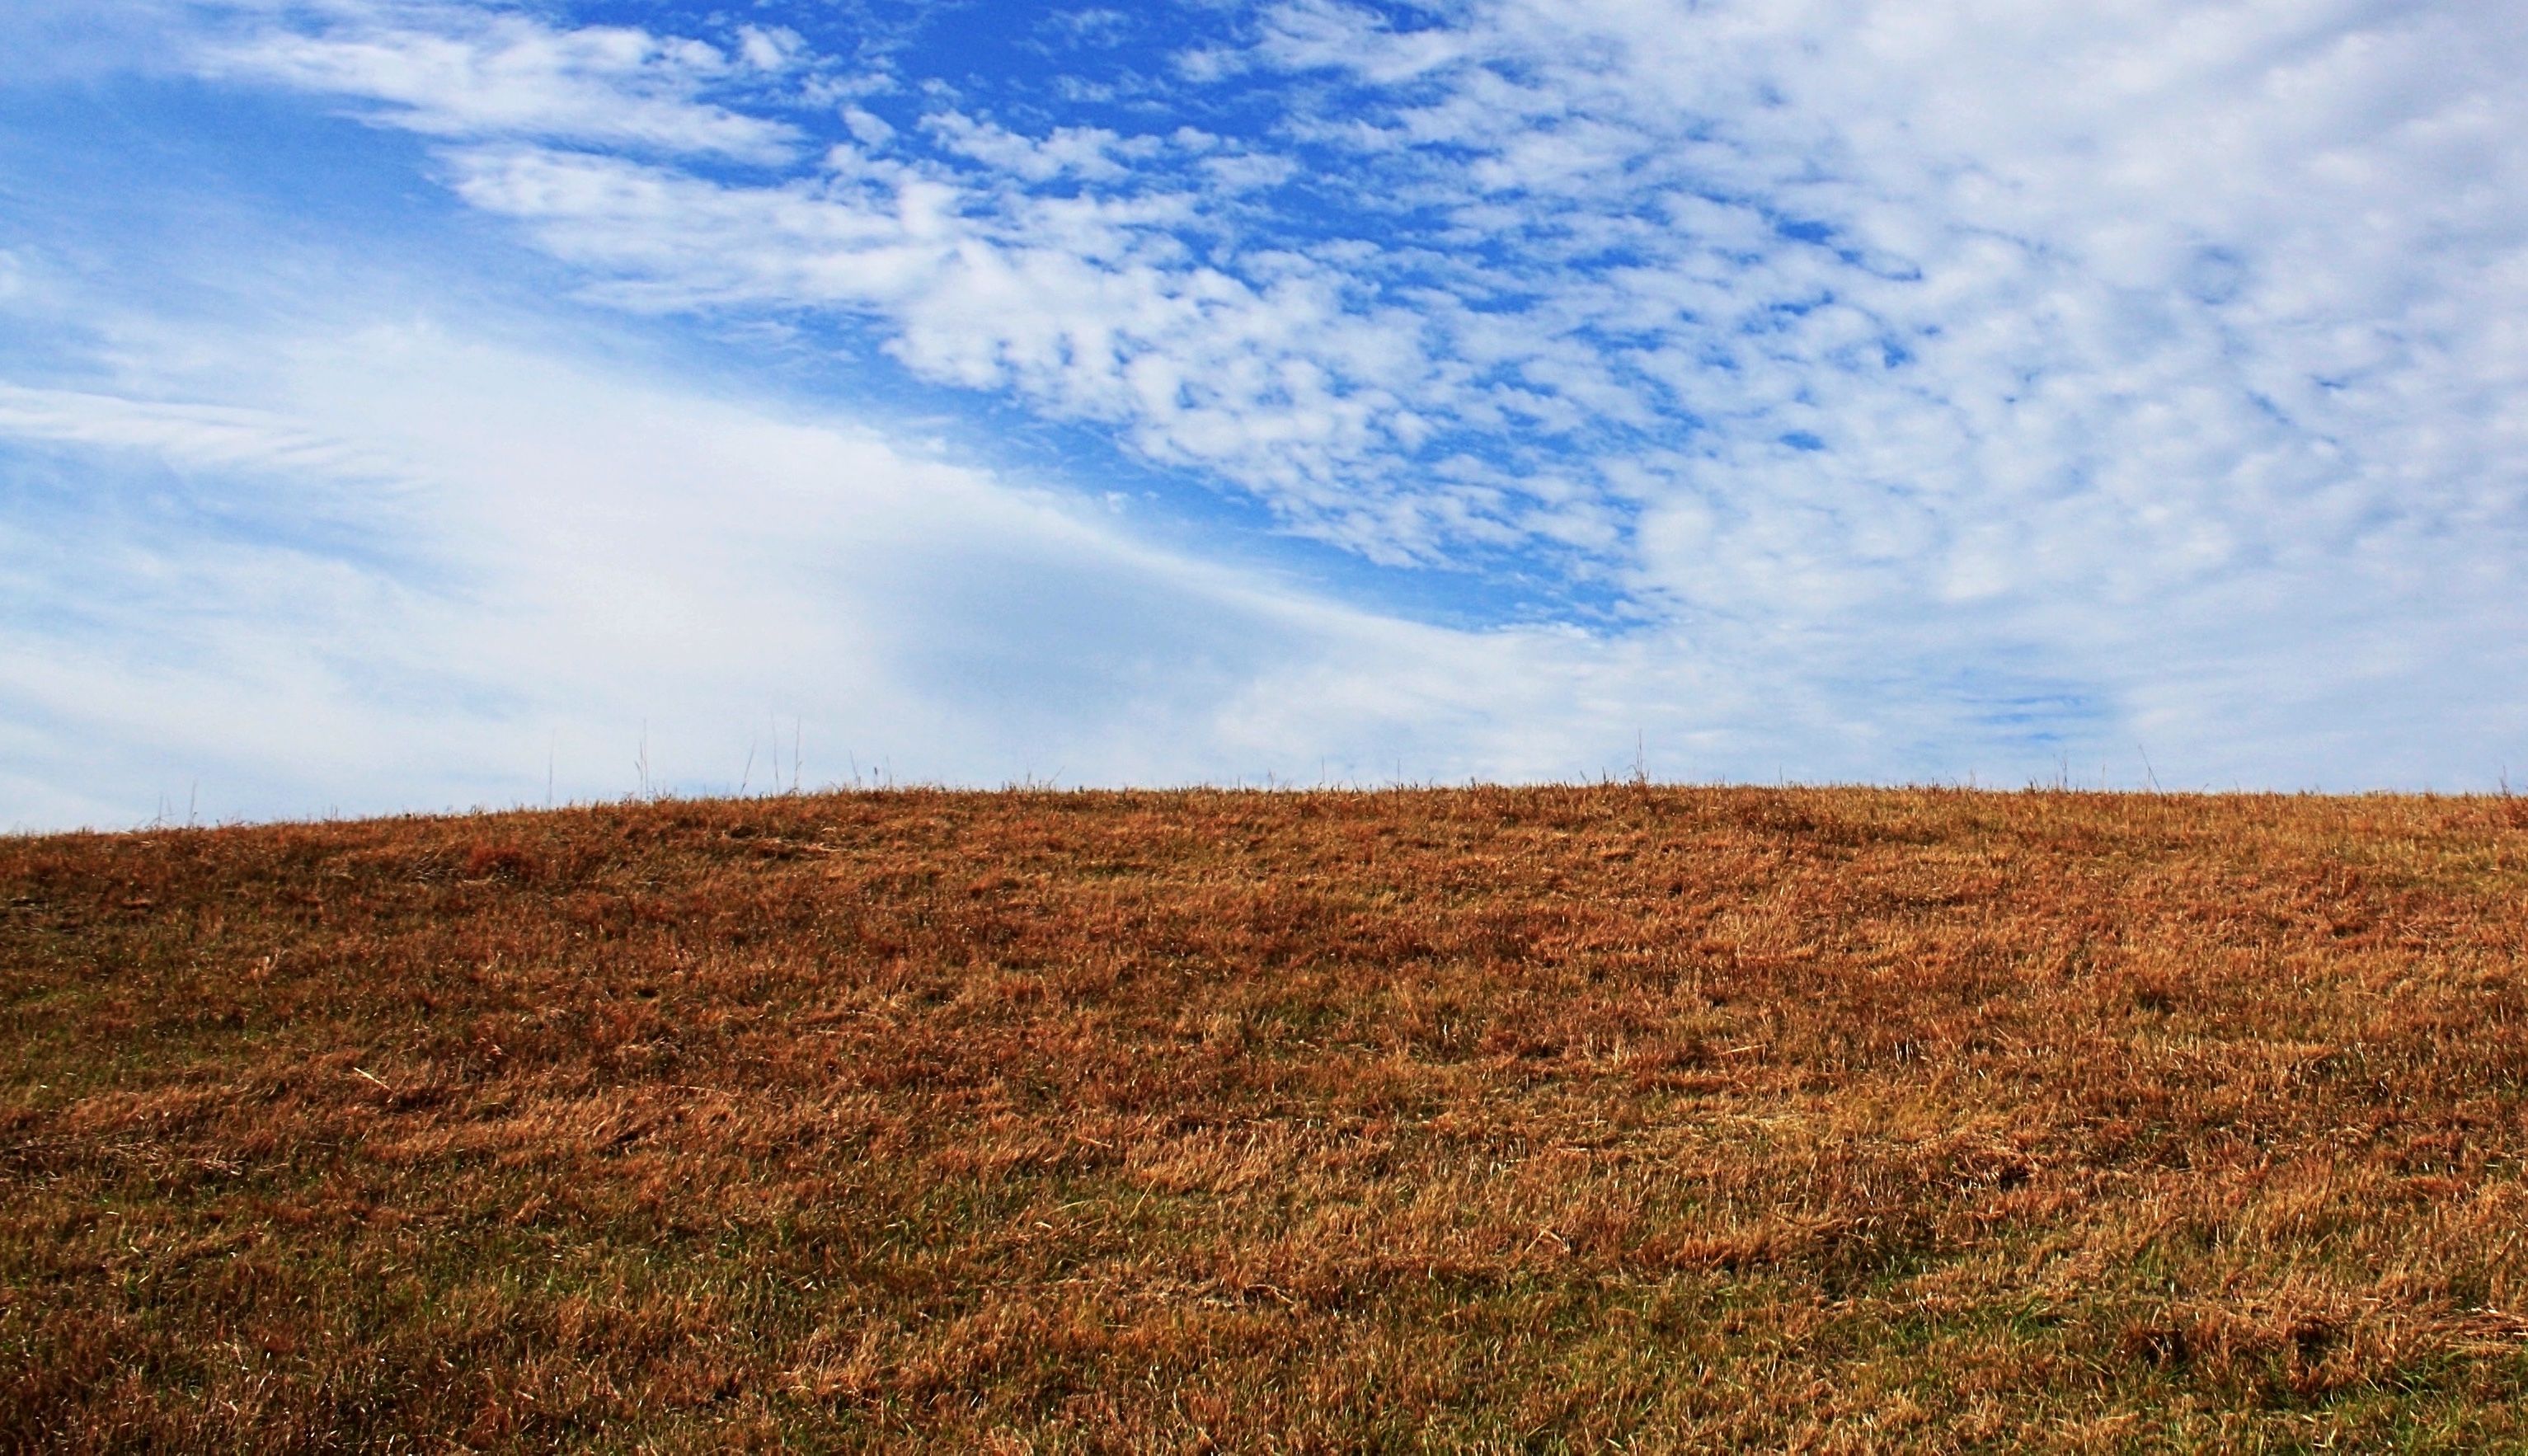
top-left (7, 787), bottom-right (2528, 1449)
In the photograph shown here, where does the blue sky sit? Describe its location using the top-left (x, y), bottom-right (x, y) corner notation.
top-left (4, 0), bottom-right (2526, 826)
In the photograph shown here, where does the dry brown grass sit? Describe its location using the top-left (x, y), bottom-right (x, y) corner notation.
top-left (6, 785), bottom-right (2528, 1450)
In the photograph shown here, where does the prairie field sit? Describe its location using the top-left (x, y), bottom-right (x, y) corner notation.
top-left (5, 786), bottom-right (2528, 1450)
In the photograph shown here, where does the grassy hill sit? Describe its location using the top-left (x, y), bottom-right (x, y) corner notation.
top-left (7, 786), bottom-right (2527, 1449)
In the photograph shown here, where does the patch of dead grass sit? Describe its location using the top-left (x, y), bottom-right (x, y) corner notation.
top-left (5, 786), bottom-right (2527, 1448)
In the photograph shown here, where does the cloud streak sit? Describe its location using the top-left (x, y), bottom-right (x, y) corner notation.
top-left (195, 1), bottom-right (806, 160)
top-left (0, 318), bottom-right (1755, 829)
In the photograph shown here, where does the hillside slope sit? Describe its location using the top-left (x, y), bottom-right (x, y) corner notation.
top-left (7, 787), bottom-right (2528, 1449)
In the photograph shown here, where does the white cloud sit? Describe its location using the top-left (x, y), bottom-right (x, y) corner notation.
top-left (197, 2), bottom-right (803, 160)
top-left (734, 25), bottom-right (801, 73)
top-left (840, 105), bottom-right (894, 147)
top-left (195, 2), bottom-right (2528, 780)
top-left (7, 303), bottom-right (2521, 832)
top-left (0, 383), bottom-right (412, 482)
top-left (2, 318), bottom-right (1752, 829)
top-left (430, 139), bottom-right (1508, 561)
top-left (1212, 0), bottom-right (2528, 770)
top-left (921, 112), bottom-right (1154, 184)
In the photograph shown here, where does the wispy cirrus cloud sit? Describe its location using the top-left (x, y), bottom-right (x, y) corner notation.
top-left (193, 1), bottom-right (809, 160)
top-left (0, 383), bottom-right (413, 482)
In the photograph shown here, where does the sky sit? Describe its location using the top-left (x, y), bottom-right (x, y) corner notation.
top-left (3, 0), bottom-right (2525, 828)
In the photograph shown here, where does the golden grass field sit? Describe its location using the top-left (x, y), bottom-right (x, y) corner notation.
top-left (6, 786), bottom-right (2528, 1450)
